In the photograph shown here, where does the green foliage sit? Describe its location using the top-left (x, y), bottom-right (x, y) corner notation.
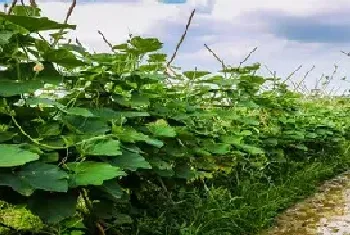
top-left (1, 4), bottom-right (350, 235)
top-left (0, 144), bottom-right (40, 167)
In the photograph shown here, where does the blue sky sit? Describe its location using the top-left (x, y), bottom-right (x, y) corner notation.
top-left (3, 0), bottom-right (350, 94)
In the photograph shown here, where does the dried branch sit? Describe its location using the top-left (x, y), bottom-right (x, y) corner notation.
top-left (238, 47), bottom-right (257, 68)
top-left (321, 64), bottom-right (339, 91)
top-left (283, 64), bottom-right (302, 84)
top-left (64, 0), bottom-right (76, 25)
top-left (295, 65), bottom-right (316, 90)
top-left (98, 30), bottom-right (113, 52)
top-left (166, 9), bottom-right (196, 68)
top-left (263, 64), bottom-right (279, 89)
top-left (52, 0), bottom-right (76, 46)
top-left (7, 0), bottom-right (18, 15)
top-left (204, 43), bottom-right (227, 70)
top-left (30, 0), bottom-right (37, 8)
top-left (341, 50), bottom-right (350, 56)
top-left (263, 64), bottom-right (275, 77)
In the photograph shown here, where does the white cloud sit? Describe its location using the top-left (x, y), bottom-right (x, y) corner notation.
top-left (211, 0), bottom-right (350, 21)
top-left (32, 0), bottom-right (350, 93)
top-left (38, 0), bottom-right (182, 51)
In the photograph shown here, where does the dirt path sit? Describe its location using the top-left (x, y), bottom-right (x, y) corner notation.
top-left (263, 171), bottom-right (350, 235)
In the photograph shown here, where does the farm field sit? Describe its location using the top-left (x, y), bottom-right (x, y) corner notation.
top-left (2, 2), bottom-right (350, 235)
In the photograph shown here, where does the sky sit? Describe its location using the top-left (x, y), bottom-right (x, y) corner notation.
top-left (2, 0), bottom-right (350, 94)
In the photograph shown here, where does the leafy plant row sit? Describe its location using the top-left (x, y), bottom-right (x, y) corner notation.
top-left (1, 4), bottom-right (350, 235)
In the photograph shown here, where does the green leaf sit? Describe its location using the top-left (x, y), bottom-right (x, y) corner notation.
top-left (0, 131), bottom-right (16, 143)
top-left (0, 162), bottom-right (68, 195)
top-left (113, 95), bottom-right (150, 108)
top-left (183, 70), bottom-right (211, 80)
top-left (63, 116), bottom-right (109, 135)
top-left (112, 43), bottom-right (128, 50)
top-left (97, 179), bottom-right (124, 201)
top-left (205, 142), bottom-right (231, 154)
top-left (25, 97), bottom-right (64, 109)
top-left (37, 123), bottom-right (61, 137)
top-left (240, 130), bottom-right (252, 136)
top-left (264, 138), bottom-right (278, 147)
top-left (61, 43), bottom-right (87, 55)
top-left (239, 144), bottom-right (264, 155)
top-left (85, 139), bottom-right (122, 156)
top-left (18, 162), bottom-right (69, 192)
top-left (12, 6), bottom-right (41, 17)
top-left (92, 200), bottom-right (116, 219)
top-left (150, 159), bottom-right (173, 170)
top-left (306, 133), bottom-right (318, 139)
top-left (0, 80), bottom-right (44, 97)
top-left (147, 119), bottom-right (176, 138)
top-left (67, 162), bottom-right (126, 186)
top-left (66, 107), bottom-right (94, 117)
top-left (28, 191), bottom-right (78, 224)
top-left (45, 48), bottom-right (86, 67)
top-left (41, 152), bottom-right (59, 162)
top-left (0, 144), bottom-right (39, 167)
top-left (0, 172), bottom-right (34, 196)
top-left (63, 217), bottom-right (86, 229)
top-left (145, 138), bottom-right (164, 148)
top-left (221, 135), bottom-right (242, 145)
top-left (148, 53), bottom-right (167, 63)
top-left (129, 36), bottom-right (163, 53)
top-left (0, 14), bottom-right (76, 32)
top-left (112, 126), bottom-right (149, 143)
top-left (110, 150), bottom-right (152, 171)
top-left (115, 111), bottom-right (150, 117)
top-left (91, 108), bottom-right (149, 119)
top-left (175, 165), bottom-right (196, 179)
top-left (0, 30), bottom-right (15, 45)
top-left (115, 214), bottom-right (132, 225)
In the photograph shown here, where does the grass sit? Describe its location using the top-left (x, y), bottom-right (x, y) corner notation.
top-left (176, 153), bottom-right (350, 235)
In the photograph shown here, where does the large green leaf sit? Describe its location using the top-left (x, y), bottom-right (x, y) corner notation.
top-left (63, 116), bottom-right (109, 135)
top-left (129, 36), bottom-right (163, 53)
top-left (45, 48), bottom-right (86, 67)
top-left (0, 80), bottom-right (44, 97)
top-left (0, 172), bottom-right (34, 196)
top-left (37, 123), bottom-right (61, 137)
top-left (112, 126), bottom-right (149, 143)
top-left (12, 6), bottom-right (41, 17)
top-left (91, 108), bottom-right (149, 119)
top-left (145, 138), bottom-right (164, 148)
top-left (175, 165), bottom-right (197, 179)
top-left (97, 179), bottom-right (124, 201)
top-left (0, 30), bottom-right (15, 45)
top-left (66, 107), bottom-right (94, 117)
top-left (18, 162), bottom-right (68, 192)
top-left (85, 139), bottom-right (122, 156)
top-left (205, 142), bottom-right (231, 154)
top-left (110, 150), bottom-right (152, 171)
top-left (115, 111), bottom-right (150, 117)
top-left (0, 162), bottom-right (68, 195)
top-left (28, 191), bottom-right (78, 224)
top-left (0, 144), bottom-right (40, 167)
top-left (68, 162), bottom-right (126, 186)
top-left (0, 14), bottom-right (76, 32)
top-left (113, 95), bottom-right (150, 108)
top-left (112, 126), bottom-right (165, 147)
top-left (25, 97), bottom-right (65, 109)
top-left (147, 119), bottom-right (176, 138)
top-left (147, 53), bottom-right (167, 63)
top-left (183, 70), bottom-right (211, 80)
